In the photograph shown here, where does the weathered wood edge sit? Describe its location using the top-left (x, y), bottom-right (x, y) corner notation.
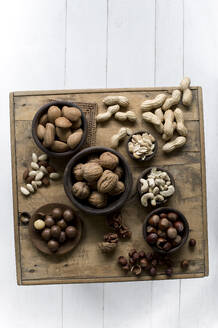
top-left (12, 86), bottom-right (199, 97)
top-left (198, 87), bottom-right (209, 276)
top-left (21, 272), bottom-right (207, 286)
top-left (9, 92), bottom-right (22, 285)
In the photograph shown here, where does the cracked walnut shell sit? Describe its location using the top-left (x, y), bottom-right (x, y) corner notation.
top-left (99, 152), bottom-right (119, 170)
top-left (83, 163), bottom-right (103, 182)
top-left (97, 170), bottom-right (118, 194)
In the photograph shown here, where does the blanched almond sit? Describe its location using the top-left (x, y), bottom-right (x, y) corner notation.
top-left (35, 171), bottom-right (44, 181)
top-left (26, 183), bottom-right (35, 193)
top-left (51, 140), bottom-right (70, 152)
top-left (47, 106), bottom-right (61, 123)
top-left (56, 127), bottom-right (71, 142)
top-left (55, 117), bottom-right (72, 128)
top-left (67, 129), bottom-right (83, 149)
top-left (37, 124), bottom-right (45, 140)
top-left (43, 123), bottom-right (55, 147)
top-left (31, 162), bottom-right (39, 170)
top-left (49, 172), bottom-right (61, 180)
top-left (20, 186), bottom-right (30, 196)
top-left (38, 154), bottom-right (48, 161)
top-left (32, 153), bottom-right (38, 163)
top-left (62, 106), bottom-right (81, 122)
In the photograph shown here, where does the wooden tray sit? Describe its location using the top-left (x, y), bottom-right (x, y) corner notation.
top-left (10, 87), bottom-right (208, 285)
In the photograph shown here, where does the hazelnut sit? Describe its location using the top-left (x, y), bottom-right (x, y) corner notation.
top-left (41, 228), bottom-right (51, 241)
top-left (34, 219), bottom-right (45, 231)
top-left (129, 249), bottom-right (137, 257)
top-left (72, 181), bottom-right (90, 199)
top-left (149, 267), bottom-right (157, 277)
top-left (50, 225), bottom-right (61, 239)
top-left (52, 208), bottom-right (62, 220)
top-left (167, 212), bottom-right (178, 221)
top-left (146, 252), bottom-right (153, 261)
top-left (48, 240), bottom-right (59, 252)
top-left (97, 170), bottom-right (118, 194)
top-left (156, 238), bottom-right (167, 249)
top-left (165, 267), bottom-right (173, 277)
top-left (132, 252), bottom-right (140, 262)
top-left (73, 163), bottom-right (84, 181)
top-left (148, 214), bottom-right (160, 227)
top-left (138, 250), bottom-right (146, 258)
top-left (151, 259), bottom-right (158, 267)
top-left (160, 213), bottom-right (167, 218)
top-left (174, 221), bottom-right (184, 233)
top-left (83, 163), bottom-right (103, 182)
top-left (57, 219), bottom-right (67, 230)
top-left (147, 226), bottom-right (157, 234)
top-left (157, 229), bottom-right (167, 238)
top-left (140, 258), bottom-right (150, 269)
top-left (129, 257), bottom-right (135, 265)
top-left (146, 233), bottom-right (158, 245)
top-left (88, 191), bottom-right (108, 208)
top-left (108, 181), bottom-right (125, 196)
top-left (59, 231), bottom-right (66, 243)
top-left (114, 166), bottom-right (124, 179)
top-left (181, 260), bottom-right (189, 269)
top-left (163, 242), bottom-right (172, 251)
top-left (45, 216), bottom-right (55, 227)
top-left (158, 218), bottom-right (170, 230)
top-left (189, 238), bottom-right (196, 247)
top-left (65, 226), bottom-right (77, 239)
top-left (167, 227), bottom-right (177, 239)
top-left (118, 256), bottom-right (128, 266)
top-left (122, 264), bottom-right (130, 272)
top-left (172, 235), bottom-right (182, 246)
top-left (131, 264), bottom-right (142, 276)
top-left (63, 209), bottom-right (74, 222)
top-left (99, 152), bottom-right (119, 170)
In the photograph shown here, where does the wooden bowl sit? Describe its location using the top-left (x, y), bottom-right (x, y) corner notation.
top-left (143, 207), bottom-right (189, 255)
top-left (126, 130), bottom-right (158, 162)
top-left (32, 100), bottom-right (88, 158)
top-left (29, 203), bottom-right (83, 255)
top-left (64, 146), bottom-right (133, 215)
top-left (137, 166), bottom-right (175, 207)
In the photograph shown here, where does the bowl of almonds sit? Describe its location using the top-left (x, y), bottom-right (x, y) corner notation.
top-left (32, 100), bottom-right (88, 157)
top-left (64, 147), bottom-right (133, 215)
top-left (126, 130), bottom-right (158, 162)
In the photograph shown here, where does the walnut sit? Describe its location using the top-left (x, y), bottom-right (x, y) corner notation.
top-left (88, 191), bottom-right (108, 208)
top-left (73, 163), bottom-right (84, 181)
top-left (97, 170), bottom-right (118, 194)
top-left (83, 163), bottom-right (103, 182)
top-left (98, 242), bottom-right (117, 253)
top-left (88, 155), bottom-right (100, 165)
top-left (87, 180), bottom-right (98, 190)
top-left (72, 182), bottom-right (90, 199)
top-left (99, 152), bottom-right (119, 170)
top-left (109, 181), bottom-right (125, 196)
top-left (114, 166), bottom-right (124, 179)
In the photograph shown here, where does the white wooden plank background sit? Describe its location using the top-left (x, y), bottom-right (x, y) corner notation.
top-left (1, 0), bottom-right (217, 327)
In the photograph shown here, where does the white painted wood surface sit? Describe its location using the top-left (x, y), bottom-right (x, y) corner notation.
top-left (1, 0), bottom-right (217, 326)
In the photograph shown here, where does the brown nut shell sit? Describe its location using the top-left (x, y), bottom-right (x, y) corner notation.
top-left (47, 106), bottom-right (61, 123)
top-left (51, 140), bottom-right (70, 152)
top-left (62, 106), bottom-right (81, 122)
top-left (43, 123), bottom-right (55, 147)
top-left (83, 163), bottom-right (103, 182)
top-left (56, 127), bottom-right (71, 142)
top-left (72, 181), bottom-right (90, 199)
top-left (99, 152), bottom-right (119, 170)
top-left (88, 191), bottom-right (107, 208)
top-left (67, 129), bottom-right (83, 149)
top-left (55, 116), bottom-right (72, 128)
top-left (73, 163), bottom-right (84, 181)
top-left (108, 181), bottom-right (125, 196)
top-left (37, 124), bottom-right (45, 140)
top-left (97, 170), bottom-right (118, 194)
top-left (39, 113), bottom-right (48, 126)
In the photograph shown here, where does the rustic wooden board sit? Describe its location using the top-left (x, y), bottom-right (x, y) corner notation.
top-left (10, 87), bottom-right (208, 285)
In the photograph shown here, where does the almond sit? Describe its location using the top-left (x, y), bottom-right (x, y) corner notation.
top-left (39, 113), bottom-right (48, 126)
top-left (37, 124), bottom-right (45, 140)
top-left (56, 127), bottom-right (72, 142)
top-left (43, 123), bottom-right (55, 147)
top-left (47, 106), bottom-right (61, 123)
top-left (67, 129), bottom-right (83, 149)
top-left (71, 118), bottom-right (82, 129)
top-left (62, 106), bottom-right (81, 122)
top-left (55, 116), bottom-right (72, 128)
top-left (51, 140), bottom-right (70, 152)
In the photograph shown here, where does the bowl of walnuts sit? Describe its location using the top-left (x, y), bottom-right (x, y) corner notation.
top-left (32, 100), bottom-right (88, 158)
top-left (64, 147), bottom-right (133, 215)
top-left (143, 207), bottom-right (189, 254)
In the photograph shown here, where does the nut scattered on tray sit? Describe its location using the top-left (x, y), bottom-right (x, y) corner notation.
top-left (71, 151), bottom-right (125, 208)
top-left (20, 153), bottom-right (60, 197)
top-left (139, 168), bottom-right (175, 207)
top-left (37, 104), bottom-right (84, 152)
top-left (128, 132), bottom-right (156, 160)
top-left (146, 211), bottom-right (186, 252)
top-left (33, 207), bottom-right (77, 253)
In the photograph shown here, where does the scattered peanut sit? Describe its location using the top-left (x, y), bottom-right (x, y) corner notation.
top-left (103, 96), bottom-right (129, 107)
top-left (114, 111), bottom-right (137, 122)
top-left (174, 108), bottom-right (188, 137)
top-left (180, 77), bottom-right (193, 107)
top-left (96, 104), bottom-right (120, 123)
top-left (154, 108), bottom-right (164, 122)
top-left (162, 90), bottom-right (181, 111)
top-left (163, 110), bottom-right (175, 140)
top-left (111, 127), bottom-right (128, 149)
top-left (163, 136), bottom-right (187, 153)
top-left (141, 94), bottom-right (167, 112)
top-left (142, 112), bottom-right (164, 134)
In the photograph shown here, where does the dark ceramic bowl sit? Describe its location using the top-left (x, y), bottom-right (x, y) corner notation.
top-left (143, 207), bottom-right (189, 255)
top-left (137, 167), bottom-right (175, 207)
top-left (126, 130), bottom-right (158, 162)
top-left (64, 146), bottom-right (133, 215)
top-left (29, 203), bottom-right (83, 256)
top-left (32, 100), bottom-right (88, 158)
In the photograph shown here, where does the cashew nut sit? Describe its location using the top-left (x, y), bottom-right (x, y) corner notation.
top-left (153, 186), bottom-right (160, 195)
top-left (147, 178), bottom-right (155, 188)
top-left (140, 178), bottom-right (149, 193)
top-left (141, 193), bottom-right (154, 207)
top-left (111, 127), bottom-right (127, 149)
top-left (162, 89), bottom-right (181, 111)
top-left (142, 112), bottom-right (164, 134)
top-left (141, 94), bottom-right (167, 112)
top-left (180, 77), bottom-right (193, 107)
top-left (160, 185), bottom-right (175, 197)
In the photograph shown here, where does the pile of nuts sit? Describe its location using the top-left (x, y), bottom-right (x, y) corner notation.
top-left (33, 207), bottom-right (77, 252)
top-left (72, 152), bottom-right (125, 208)
top-left (20, 153), bottom-right (60, 197)
top-left (128, 132), bottom-right (156, 160)
top-left (36, 104), bottom-right (84, 152)
top-left (146, 211), bottom-right (186, 252)
top-left (139, 167), bottom-right (175, 207)
top-left (140, 77), bottom-right (192, 153)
